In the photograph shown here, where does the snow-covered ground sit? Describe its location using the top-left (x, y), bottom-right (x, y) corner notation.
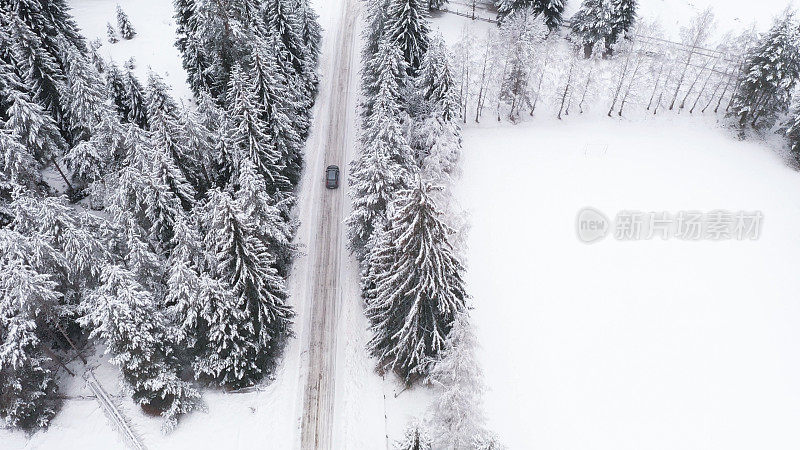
top-left (69, 0), bottom-right (192, 101)
top-left (457, 115), bottom-right (800, 449)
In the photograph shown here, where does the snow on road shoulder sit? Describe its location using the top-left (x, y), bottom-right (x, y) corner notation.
top-left (457, 115), bottom-right (800, 450)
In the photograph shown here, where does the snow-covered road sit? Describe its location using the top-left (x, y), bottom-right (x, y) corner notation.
top-left (297, 0), bottom-right (359, 447)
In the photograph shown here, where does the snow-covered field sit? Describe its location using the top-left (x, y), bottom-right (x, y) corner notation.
top-left (457, 116), bottom-right (800, 449)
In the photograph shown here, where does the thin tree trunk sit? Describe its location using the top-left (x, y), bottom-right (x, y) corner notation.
top-left (669, 44), bottom-right (698, 110)
top-left (42, 345), bottom-right (75, 376)
top-left (690, 54), bottom-right (722, 113)
top-left (618, 53), bottom-right (644, 116)
top-left (608, 45), bottom-right (634, 117)
top-left (578, 64), bottom-right (593, 114)
top-left (557, 59), bottom-right (575, 120)
top-left (703, 65), bottom-right (729, 113)
top-left (679, 55), bottom-right (713, 111)
top-left (646, 60), bottom-right (666, 110)
top-left (475, 38), bottom-right (490, 123)
top-left (51, 158), bottom-right (74, 193)
top-left (724, 61), bottom-right (746, 113)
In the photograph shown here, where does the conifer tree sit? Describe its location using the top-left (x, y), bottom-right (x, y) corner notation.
top-left (417, 33), bottom-right (460, 123)
top-left (787, 106), bottom-right (800, 164)
top-left (250, 40), bottom-right (304, 187)
top-left (4, 91), bottom-right (66, 164)
top-left (570, 0), bottom-right (614, 58)
top-left (106, 22), bottom-right (118, 43)
top-left (202, 189), bottom-right (293, 371)
top-left (116, 5), bottom-right (136, 40)
top-left (395, 421), bottom-right (433, 450)
top-left (145, 71), bottom-right (180, 122)
top-left (295, 0), bottom-right (322, 69)
top-left (235, 159), bottom-right (294, 274)
top-left (124, 68), bottom-right (149, 128)
top-left (0, 298), bottom-right (59, 431)
top-left (88, 38), bottom-right (105, 73)
top-left (106, 62), bottom-right (130, 120)
top-left (729, 12), bottom-right (800, 130)
top-left (386, 0), bottom-right (431, 75)
top-left (365, 180), bottom-right (467, 381)
top-left (226, 66), bottom-right (290, 193)
top-left (609, 0), bottom-right (636, 44)
top-left (0, 129), bottom-right (40, 191)
top-left (7, 15), bottom-right (66, 130)
top-left (361, 0), bottom-right (391, 114)
top-left (61, 47), bottom-right (113, 142)
top-left (80, 265), bottom-right (202, 431)
top-left (263, 0), bottom-right (308, 82)
top-left (361, 35), bottom-right (409, 136)
top-left (496, 0), bottom-right (565, 31)
top-left (426, 312), bottom-right (487, 449)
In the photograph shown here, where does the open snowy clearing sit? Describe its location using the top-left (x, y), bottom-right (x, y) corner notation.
top-left (458, 116), bottom-right (800, 450)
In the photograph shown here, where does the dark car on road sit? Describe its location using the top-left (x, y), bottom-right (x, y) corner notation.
top-left (326, 165), bottom-right (340, 189)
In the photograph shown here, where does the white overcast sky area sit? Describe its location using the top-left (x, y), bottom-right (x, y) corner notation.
top-left (564, 0), bottom-right (798, 39)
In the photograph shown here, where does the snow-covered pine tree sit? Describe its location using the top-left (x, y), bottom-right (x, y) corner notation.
top-left (88, 38), bottom-right (105, 73)
top-left (496, 0), bottom-right (565, 31)
top-left (249, 39), bottom-right (304, 187)
top-left (609, 0), bottom-right (636, 44)
top-left (262, 1), bottom-right (317, 140)
top-left (106, 22), bottom-right (118, 43)
top-left (347, 36), bottom-right (414, 261)
top-left (4, 91), bottom-right (66, 165)
top-left (294, 0), bottom-right (322, 69)
top-left (418, 33), bottom-right (460, 123)
top-left (429, 0), bottom-right (447, 10)
top-left (124, 67), bottom-right (148, 128)
top-left (105, 62), bottom-right (130, 120)
top-left (80, 265), bottom-right (202, 431)
top-left (195, 90), bottom-right (234, 187)
top-left (395, 420), bottom-right (433, 450)
top-left (426, 311), bottom-right (486, 449)
top-left (116, 5), bottom-right (137, 40)
top-left (226, 65), bottom-right (290, 193)
top-left (0, 297), bottom-right (59, 431)
top-left (411, 33), bottom-right (462, 177)
top-left (346, 131), bottom-right (408, 263)
top-left (61, 46), bottom-right (114, 143)
top-left (6, 14), bottom-right (66, 131)
top-left (361, 36), bottom-right (410, 146)
top-left (788, 105), bottom-right (800, 164)
top-left (262, 0), bottom-right (309, 85)
top-left (165, 215), bottom-right (262, 388)
top-left (9, 194), bottom-right (111, 285)
top-left (538, 0), bottom-right (566, 31)
top-left (365, 180), bottom-right (467, 381)
top-left (190, 0), bottom-right (259, 99)
top-left (570, 0), bottom-right (614, 58)
top-left (145, 71), bottom-right (180, 122)
top-left (146, 77), bottom-right (206, 195)
top-left (0, 129), bottom-right (40, 192)
top-left (498, 10), bottom-right (547, 121)
top-left (385, 0), bottom-right (431, 75)
top-left (174, 0), bottom-right (197, 54)
top-left (360, 0), bottom-right (400, 123)
top-left (26, 0), bottom-right (87, 53)
top-left (235, 158), bottom-right (295, 275)
top-left (729, 11), bottom-right (800, 130)
top-left (202, 188), bottom-right (293, 373)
